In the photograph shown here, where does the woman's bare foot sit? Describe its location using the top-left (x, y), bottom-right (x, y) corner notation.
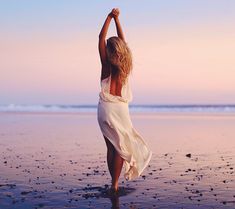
top-left (111, 185), bottom-right (118, 192)
top-left (107, 186), bottom-right (118, 196)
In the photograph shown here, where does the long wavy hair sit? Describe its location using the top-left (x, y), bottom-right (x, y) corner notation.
top-left (106, 36), bottom-right (133, 85)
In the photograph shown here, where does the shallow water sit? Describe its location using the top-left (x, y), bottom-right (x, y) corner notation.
top-left (0, 112), bottom-right (235, 208)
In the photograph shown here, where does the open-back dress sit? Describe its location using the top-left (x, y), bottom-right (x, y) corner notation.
top-left (97, 74), bottom-right (152, 180)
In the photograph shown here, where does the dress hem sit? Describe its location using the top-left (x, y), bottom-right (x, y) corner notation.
top-left (102, 133), bottom-right (152, 181)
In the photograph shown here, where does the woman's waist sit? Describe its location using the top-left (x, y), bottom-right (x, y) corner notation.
top-left (99, 93), bottom-right (129, 104)
top-left (98, 98), bottom-right (129, 106)
top-left (98, 99), bottom-right (130, 117)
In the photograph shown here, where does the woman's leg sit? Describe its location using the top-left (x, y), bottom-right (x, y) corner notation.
top-left (104, 135), bottom-right (124, 191)
top-left (104, 136), bottom-right (115, 179)
top-left (111, 149), bottom-right (124, 191)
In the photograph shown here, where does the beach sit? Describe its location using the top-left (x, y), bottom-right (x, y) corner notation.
top-left (0, 111), bottom-right (235, 209)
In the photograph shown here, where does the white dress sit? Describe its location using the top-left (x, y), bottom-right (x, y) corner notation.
top-left (97, 74), bottom-right (152, 180)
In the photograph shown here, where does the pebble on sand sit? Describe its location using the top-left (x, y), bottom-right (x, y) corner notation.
top-left (186, 153), bottom-right (192, 158)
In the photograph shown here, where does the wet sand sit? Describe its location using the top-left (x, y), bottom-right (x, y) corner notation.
top-left (0, 112), bottom-right (235, 209)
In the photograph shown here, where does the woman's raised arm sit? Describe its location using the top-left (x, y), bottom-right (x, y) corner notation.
top-left (98, 8), bottom-right (125, 80)
top-left (112, 9), bottom-right (125, 42)
top-left (98, 13), bottom-right (112, 66)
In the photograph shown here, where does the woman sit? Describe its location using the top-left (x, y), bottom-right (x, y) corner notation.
top-left (97, 8), bottom-right (152, 193)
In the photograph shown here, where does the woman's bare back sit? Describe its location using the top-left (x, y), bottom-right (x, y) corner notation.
top-left (110, 74), bottom-right (122, 97)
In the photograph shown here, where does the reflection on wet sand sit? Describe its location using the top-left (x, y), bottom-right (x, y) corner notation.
top-left (81, 186), bottom-right (136, 209)
top-left (110, 193), bottom-right (120, 209)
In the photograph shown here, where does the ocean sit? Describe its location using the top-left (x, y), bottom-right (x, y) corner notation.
top-left (0, 104), bottom-right (235, 114)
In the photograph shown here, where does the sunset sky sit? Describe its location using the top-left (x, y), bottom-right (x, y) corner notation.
top-left (0, 0), bottom-right (235, 105)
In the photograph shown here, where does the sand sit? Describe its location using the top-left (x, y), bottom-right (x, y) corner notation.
top-left (0, 112), bottom-right (235, 209)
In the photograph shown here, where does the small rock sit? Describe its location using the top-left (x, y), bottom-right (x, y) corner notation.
top-left (21, 191), bottom-right (32, 195)
top-left (186, 153), bottom-right (191, 158)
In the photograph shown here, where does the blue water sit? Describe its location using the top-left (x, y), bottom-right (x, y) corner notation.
top-left (1, 104), bottom-right (235, 113)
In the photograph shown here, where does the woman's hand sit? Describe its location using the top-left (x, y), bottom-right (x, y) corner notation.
top-left (108, 8), bottom-right (120, 19)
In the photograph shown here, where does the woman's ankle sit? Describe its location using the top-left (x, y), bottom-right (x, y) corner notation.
top-left (111, 184), bottom-right (118, 191)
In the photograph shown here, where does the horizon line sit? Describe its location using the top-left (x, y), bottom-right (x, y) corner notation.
top-left (1, 103), bottom-right (235, 107)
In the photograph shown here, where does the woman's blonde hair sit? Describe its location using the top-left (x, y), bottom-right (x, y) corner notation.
top-left (106, 36), bottom-right (132, 85)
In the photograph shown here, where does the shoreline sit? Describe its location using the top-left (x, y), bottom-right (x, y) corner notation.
top-left (1, 111), bottom-right (235, 117)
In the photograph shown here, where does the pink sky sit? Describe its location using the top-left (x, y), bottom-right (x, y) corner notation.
top-left (0, 1), bottom-right (235, 104)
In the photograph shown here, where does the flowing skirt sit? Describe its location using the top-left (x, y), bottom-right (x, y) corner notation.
top-left (97, 99), bottom-right (152, 180)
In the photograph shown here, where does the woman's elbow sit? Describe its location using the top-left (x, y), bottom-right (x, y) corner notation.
top-left (99, 34), bottom-right (105, 40)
